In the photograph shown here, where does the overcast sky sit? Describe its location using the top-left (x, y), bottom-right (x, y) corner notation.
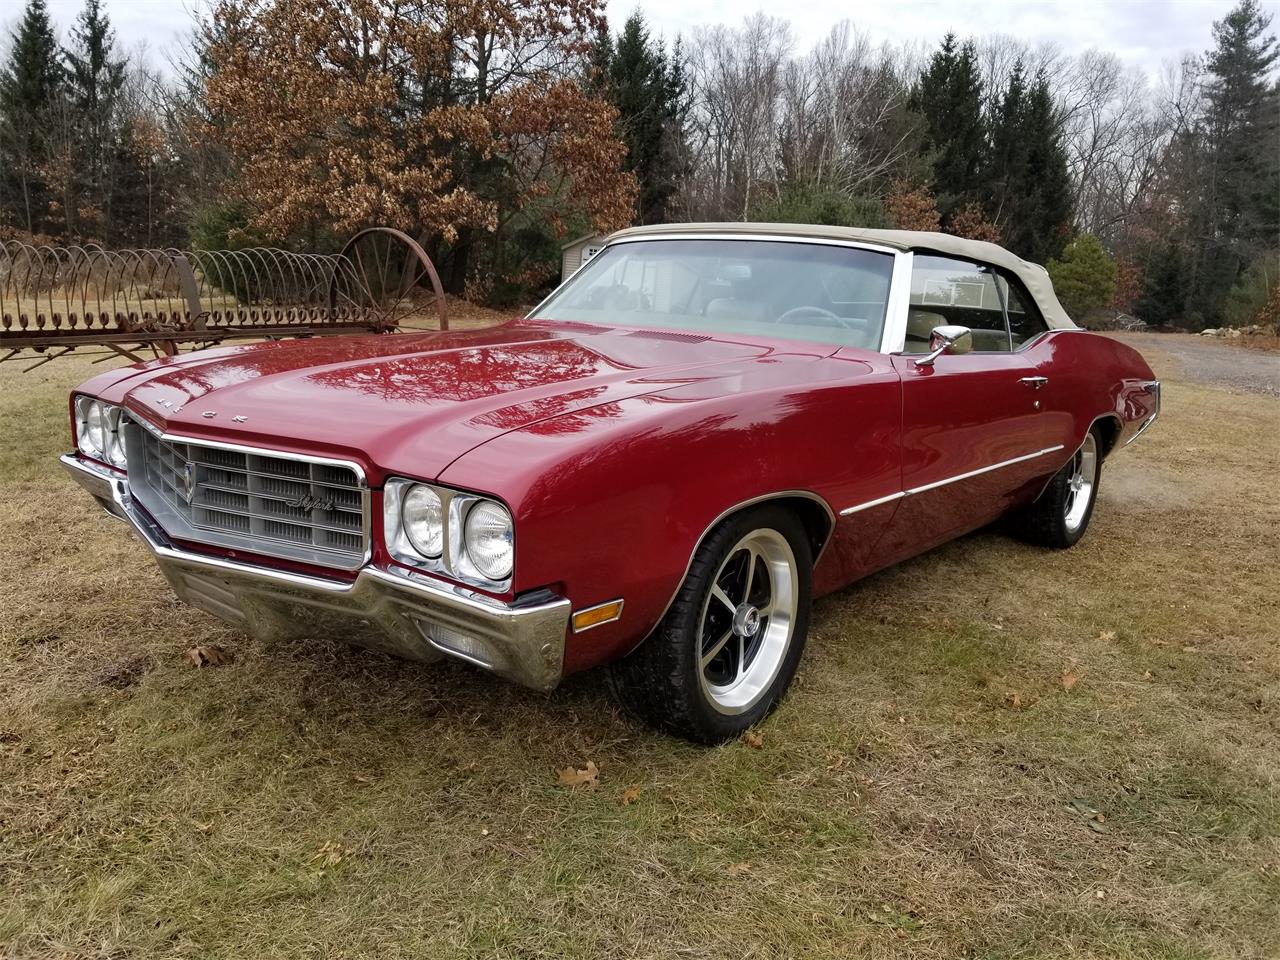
top-left (27, 0), bottom-right (1280, 80)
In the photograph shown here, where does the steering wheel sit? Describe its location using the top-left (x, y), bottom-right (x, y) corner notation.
top-left (774, 305), bottom-right (858, 330)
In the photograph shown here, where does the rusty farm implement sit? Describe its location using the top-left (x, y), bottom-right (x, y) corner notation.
top-left (0, 227), bottom-right (448, 371)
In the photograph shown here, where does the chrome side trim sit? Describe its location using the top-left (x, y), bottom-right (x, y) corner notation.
top-left (60, 453), bottom-right (571, 691)
top-left (837, 445), bottom-right (1067, 515)
top-left (904, 445), bottom-right (1066, 496)
top-left (838, 491), bottom-right (905, 517)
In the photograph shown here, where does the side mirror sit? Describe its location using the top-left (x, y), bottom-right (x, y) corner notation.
top-left (915, 324), bottom-right (973, 367)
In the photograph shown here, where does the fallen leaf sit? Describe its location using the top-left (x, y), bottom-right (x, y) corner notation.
top-left (312, 840), bottom-right (348, 867)
top-left (1182, 645), bottom-right (1198, 653)
top-left (728, 861), bottom-right (752, 874)
top-left (1097, 630), bottom-right (1116, 642)
top-left (194, 821), bottom-right (213, 834)
top-left (1006, 692), bottom-right (1024, 710)
top-left (742, 731), bottom-right (764, 749)
top-left (186, 644), bottom-right (231, 668)
top-left (556, 761), bottom-right (599, 789)
top-left (1087, 820), bottom-right (1109, 834)
top-left (619, 784), bottom-right (641, 807)
top-left (1062, 671), bottom-right (1079, 691)
top-left (1143, 670), bottom-right (1153, 680)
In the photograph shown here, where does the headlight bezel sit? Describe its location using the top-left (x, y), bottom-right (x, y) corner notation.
top-left (383, 478), bottom-right (514, 591)
top-left (75, 395), bottom-right (128, 470)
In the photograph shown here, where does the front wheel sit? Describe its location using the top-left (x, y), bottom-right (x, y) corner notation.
top-left (607, 506), bottom-right (813, 744)
top-left (1011, 428), bottom-right (1102, 549)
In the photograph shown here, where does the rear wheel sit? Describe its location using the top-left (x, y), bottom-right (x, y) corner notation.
top-left (608, 506), bottom-right (813, 743)
top-left (1011, 428), bottom-right (1102, 548)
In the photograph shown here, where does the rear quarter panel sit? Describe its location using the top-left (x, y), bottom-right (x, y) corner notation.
top-left (1028, 330), bottom-right (1159, 454)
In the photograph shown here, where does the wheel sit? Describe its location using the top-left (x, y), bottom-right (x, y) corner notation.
top-left (1011, 427), bottom-right (1102, 548)
top-left (607, 505), bottom-right (813, 743)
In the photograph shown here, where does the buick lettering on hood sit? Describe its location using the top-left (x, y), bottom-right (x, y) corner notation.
top-left (63, 224), bottom-right (1160, 743)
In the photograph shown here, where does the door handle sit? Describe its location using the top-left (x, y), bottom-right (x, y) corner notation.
top-left (1019, 376), bottom-right (1049, 390)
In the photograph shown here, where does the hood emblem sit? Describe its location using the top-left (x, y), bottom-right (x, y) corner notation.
top-left (179, 462), bottom-right (198, 504)
top-left (202, 411), bottom-right (217, 418)
top-left (232, 415), bottom-right (248, 423)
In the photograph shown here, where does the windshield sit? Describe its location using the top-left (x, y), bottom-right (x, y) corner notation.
top-left (529, 238), bottom-right (896, 350)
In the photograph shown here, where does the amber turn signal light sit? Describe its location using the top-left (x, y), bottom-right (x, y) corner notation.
top-left (572, 599), bottom-right (624, 633)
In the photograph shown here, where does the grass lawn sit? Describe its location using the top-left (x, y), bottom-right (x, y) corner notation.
top-left (1, 336), bottom-right (1278, 959)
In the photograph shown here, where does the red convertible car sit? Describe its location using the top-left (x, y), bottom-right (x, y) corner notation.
top-left (63, 224), bottom-right (1160, 742)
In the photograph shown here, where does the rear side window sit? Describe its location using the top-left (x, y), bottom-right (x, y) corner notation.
top-left (998, 273), bottom-right (1050, 347)
top-left (905, 254), bottom-right (1010, 353)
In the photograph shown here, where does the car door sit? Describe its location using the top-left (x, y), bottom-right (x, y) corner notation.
top-left (877, 253), bottom-right (1062, 560)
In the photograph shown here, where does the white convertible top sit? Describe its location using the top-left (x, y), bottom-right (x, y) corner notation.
top-left (607, 222), bottom-right (1079, 330)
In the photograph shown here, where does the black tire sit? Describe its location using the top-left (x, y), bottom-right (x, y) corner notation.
top-left (1011, 426), bottom-right (1103, 549)
top-left (607, 505), bottom-right (813, 744)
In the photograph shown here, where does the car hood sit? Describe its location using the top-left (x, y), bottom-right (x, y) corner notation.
top-left (98, 320), bottom-right (835, 481)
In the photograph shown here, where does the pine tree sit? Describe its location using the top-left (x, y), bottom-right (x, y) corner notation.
top-left (598, 12), bottom-right (687, 225)
top-left (1184, 0), bottom-right (1279, 325)
top-left (63, 0), bottom-right (127, 240)
top-left (986, 61), bottom-right (1027, 226)
top-left (1047, 233), bottom-right (1118, 322)
top-left (0, 0), bottom-right (63, 234)
top-left (911, 34), bottom-right (987, 220)
top-left (1005, 73), bottom-right (1073, 263)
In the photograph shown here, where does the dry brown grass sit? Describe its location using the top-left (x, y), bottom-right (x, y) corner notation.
top-left (1, 334), bottom-right (1278, 959)
top-left (1238, 334), bottom-right (1280, 353)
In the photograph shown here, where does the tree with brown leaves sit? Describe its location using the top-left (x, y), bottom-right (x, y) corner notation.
top-left (202, 0), bottom-right (635, 295)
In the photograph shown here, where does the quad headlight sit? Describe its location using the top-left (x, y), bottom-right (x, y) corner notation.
top-left (401, 485), bottom-right (444, 558)
top-left (75, 396), bottom-right (128, 469)
top-left (463, 500), bottom-right (514, 581)
top-left (384, 479), bottom-right (514, 587)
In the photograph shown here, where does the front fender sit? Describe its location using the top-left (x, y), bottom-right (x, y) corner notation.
top-left (439, 354), bottom-right (903, 673)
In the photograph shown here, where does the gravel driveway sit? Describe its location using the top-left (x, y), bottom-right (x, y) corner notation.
top-left (1110, 332), bottom-right (1280, 397)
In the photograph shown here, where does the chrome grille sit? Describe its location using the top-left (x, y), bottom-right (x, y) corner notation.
top-left (123, 416), bottom-right (369, 570)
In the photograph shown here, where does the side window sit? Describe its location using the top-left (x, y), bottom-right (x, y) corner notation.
top-left (998, 273), bottom-right (1050, 348)
top-left (905, 254), bottom-right (1010, 353)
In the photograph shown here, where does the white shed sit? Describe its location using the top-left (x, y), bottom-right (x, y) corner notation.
top-left (560, 233), bottom-right (607, 283)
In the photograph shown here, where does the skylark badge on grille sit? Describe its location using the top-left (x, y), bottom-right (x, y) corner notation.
top-left (286, 493), bottom-right (336, 512)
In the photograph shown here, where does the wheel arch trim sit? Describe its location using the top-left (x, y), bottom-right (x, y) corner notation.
top-left (649, 489), bottom-right (835, 634)
top-left (1032, 412), bottom-right (1121, 503)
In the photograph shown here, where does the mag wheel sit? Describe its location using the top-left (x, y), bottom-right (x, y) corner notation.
top-left (1011, 427), bottom-right (1103, 549)
top-left (698, 528), bottom-right (798, 715)
top-left (608, 505), bottom-right (812, 744)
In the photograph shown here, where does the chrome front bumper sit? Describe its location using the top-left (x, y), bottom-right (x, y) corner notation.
top-left (60, 454), bottom-right (571, 691)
